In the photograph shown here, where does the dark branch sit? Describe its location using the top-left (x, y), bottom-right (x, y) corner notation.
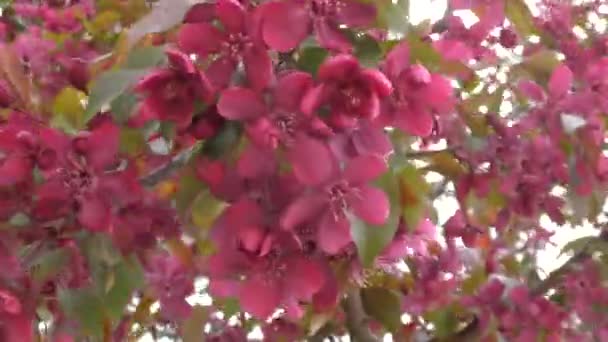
top-left (139, 143), bottom-right (200, 187)
top-left (342, 289), bottom-right (380, 342)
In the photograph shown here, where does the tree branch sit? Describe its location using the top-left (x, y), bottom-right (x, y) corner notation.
top-left (139, 143), bottom-right (200, 187)
top-left (342, 289), bottom-right (380, 342)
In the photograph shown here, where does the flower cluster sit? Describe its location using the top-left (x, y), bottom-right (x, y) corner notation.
top-left (0, 0), bottom-right (607, 340)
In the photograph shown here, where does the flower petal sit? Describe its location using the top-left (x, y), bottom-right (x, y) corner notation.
top-left (314, 18), bottom-right (352, 52)
top-left (216, 0), bottom-right (246, 33)
top-left (0, 154), bottom-right (32, 186)
top-left (384, 41), bottom-right (410, 78)
top-left (517, 80), bottom-right (546, 102)
top-left (394, 105), bottom-right (434, 137)
top-left (243, 46), bottom-right (273, 91)
top-left (217, 87), bottom-right (267, 120)
top-left (261, 1), bottom-right (310, 52)
top-left (177, 23), bottom-right (223, 57)
top-left (240, 276), bottom-right (281, 319)
top-left (351, 122), bottom-right (393, 157)
top-left (360, 69), bottom-right (392, 97)
top-left (236, 144), bottom-right (277, 179)
top-left (318, 213), bottom-right (352, 254)
top-left (300, 83), bottom-right (328, 115)
top-left (274, 71), bottom-right (313, 112)
top-left (78, 195), bottom-right (111, 232)
top-left (335, 0), bottom-right (376, 27)
top-left (349, 184), bottom-right (390, 225)
top-left (318, 53), bottom-right (360, 81)
top-left (280, 192), bottom-right (327, 230)
top-left (548, 64), bottom-right (573, 98)
top-left (287, 135), bottom-right (335, 186)
top-left (284, 256), bottom-right (325, 300)
top-left (343, 154), bottom-right (387, 184)
top-left (184, 3), bottom-right (215, 23)
top-left (206, 56), bottom-right (238, 90)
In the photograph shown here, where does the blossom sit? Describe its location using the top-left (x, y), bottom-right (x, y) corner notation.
top-left (208, 227), bottom-right (326, 319)
top-left (380, 42), bottom-right (454, 137)
top-left (33, 117), bottom-right (142, 232)
top-left (135, 49), bottom-right (214, 129)
top-left (145, 254), bottom-right (194, 319)
top-left (281, 154), bottom-right (389, 254)
top-left (178, 0), bottom-right (273, 91)
top-left (302, 54), bottom-right (392, 128)
top-left (260, 0), bottom-right (376, 52)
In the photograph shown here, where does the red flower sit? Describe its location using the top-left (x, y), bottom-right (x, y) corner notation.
top-left (302, 54), bottom-right (392, 128)
top-left (178, 0), bottom-right (273, 91)
top-left (135, 49), bottom-right (214, 129)
top-left (380, 42), bottom-right (454, 137)
top-left (145, 254), bottom-right (194, 320)
top-left (260, 0), bottom-right (376, 52)
top-left (33, 118), bottom-right (142, 232)
top-left (281, 155), bottom-right (389, 254)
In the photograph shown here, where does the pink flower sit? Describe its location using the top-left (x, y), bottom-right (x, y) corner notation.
top-left (33, 117), bottom-right (142, 232)
top-left (260, 0), bottom-right (376, 52)
top-left (281, 155), bottom-right (389, 254)
top-left (145, 254), bottom-right (194, 320)
top-left (178, 0), bottom-right (273, 91)
top-left (302, 54), bottom-right (392, 128)
top-left (135, 49), bottom-right (214, 129)
top-left (208, 229), bottom-right (326, 319)
top-left (380, 42), bottom-right (454, 137)
top-left (217, 71), bottom-right (331, 148)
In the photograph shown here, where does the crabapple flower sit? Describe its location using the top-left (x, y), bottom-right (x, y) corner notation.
top-left (135, 49), bottom-right (214, 129)
top-left (260, 0), bottom-right (376, 52)
top-left (178, 0), bottom-right (273, 91)
top-left (301, 54), bottom-right (392, 128)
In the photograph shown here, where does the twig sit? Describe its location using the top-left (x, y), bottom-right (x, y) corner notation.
top-left (139, 143), bottom-right (200, 187)
top-left (342, 289), bottom-right (380, 342)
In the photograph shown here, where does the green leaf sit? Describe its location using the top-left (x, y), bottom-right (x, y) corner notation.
top-left (560, 236), bottom-right (608, 257)
top-left (297, 47), bottom-right (329, 75)
top-left (175, 171), bottom-right (206, 215)
top-left (182, 305), bottom-right (208, 342)
top-left (110, 92), bottom-right (139, 123)
top-left (505, 0), bottom-right (537, 38)
top-left (29, 248), bottom-right (69, 284)
top-left (59, 287), bottom-right (105, 338)
top-left (52, 87), bottom-right (87, 130)
top-left (202, 121), bottom-right (242, 159)
top-left (354, 34), bottom-right (383, 67)
top-left (360, 287), bottom-right (402, 332)
top-left (125, 46), bottom-right (167, 69)
top-left (8, 212), bottom-right (30, 227)
top-left (119, 127), bottom-right (147, 156)
top-left (191, 190), bottom-right (227, 233)
top-left (350, 169), bottom-right (401, 267)
top-left (384, 0), bottom-right (410, 37)
top-left (398, 164), bottom-right (429, 230)
top-left (424, 307), bottom-right (459, 338)
top-left (104, 255), bottom-right (145, 320)
top-left (127, 0), bottom-right (200, 47)
top-left (84, 69), bottom-right (148, 122)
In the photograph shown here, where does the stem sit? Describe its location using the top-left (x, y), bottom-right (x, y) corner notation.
top-left (139, 143), bottom-right (200, 187)
top-left (342, 289), bottom-right (380, 342)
